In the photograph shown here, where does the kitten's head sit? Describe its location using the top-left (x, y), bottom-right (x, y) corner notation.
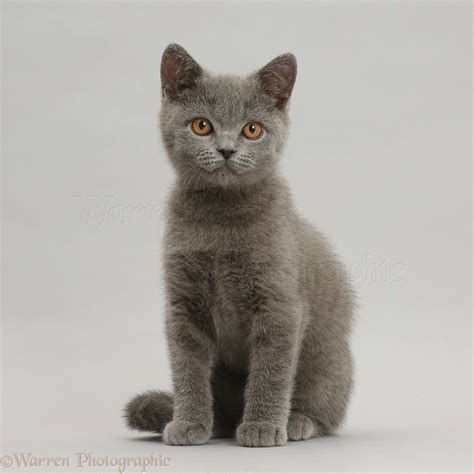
top-left (159, 44), bottom-right (297, 189)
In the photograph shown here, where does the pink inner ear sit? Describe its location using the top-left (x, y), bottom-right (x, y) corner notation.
top-left (162, 55), bottom-right (184, 92)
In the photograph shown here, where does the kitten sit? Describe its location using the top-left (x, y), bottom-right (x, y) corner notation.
top-left (125, 44), bottom-right (354, 447)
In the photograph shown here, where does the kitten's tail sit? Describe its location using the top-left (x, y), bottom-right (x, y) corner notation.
top-left (124, 390), bottom-right (173, 433)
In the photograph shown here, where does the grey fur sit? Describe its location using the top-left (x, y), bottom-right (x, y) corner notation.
top-left (125, 44), bottom-right (354, 447)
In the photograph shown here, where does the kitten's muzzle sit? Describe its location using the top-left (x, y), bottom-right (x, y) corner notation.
top-left (217, 148), bottom-right (236, 160)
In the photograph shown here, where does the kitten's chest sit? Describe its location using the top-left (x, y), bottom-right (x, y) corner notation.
top-left (209, 251), bottom-right (257, 372)
top-left (166, 220), bottom-right (259, 255)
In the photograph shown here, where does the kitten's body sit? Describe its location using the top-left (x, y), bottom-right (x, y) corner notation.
top-left (125, 45), bottom-right (354, 447)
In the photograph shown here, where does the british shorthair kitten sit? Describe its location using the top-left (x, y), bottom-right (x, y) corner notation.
top-left (125, 44), bottom-right (354, 447)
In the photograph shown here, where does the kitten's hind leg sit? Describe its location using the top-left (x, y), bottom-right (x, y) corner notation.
top-left (291, 336), bottom-right (353, 436)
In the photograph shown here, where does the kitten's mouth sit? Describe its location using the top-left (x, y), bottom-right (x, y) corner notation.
top-left (197, 157), bottom-right (251, 177)
top-left (225, 161), bottom-right (238, 172)
top-left (205, 161), bottom-right (237, 174)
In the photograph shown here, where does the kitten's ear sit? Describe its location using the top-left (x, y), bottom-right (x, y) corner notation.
top-left (256, 53), bottom-right (297, 109)
top-left (161, 44), bottom-right (203, 100)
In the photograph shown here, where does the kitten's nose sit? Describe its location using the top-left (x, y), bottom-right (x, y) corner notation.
top-left (217, 148), bottom-right (236, 160)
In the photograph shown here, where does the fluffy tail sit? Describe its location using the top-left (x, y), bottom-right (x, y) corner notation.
top-left (124, 390), bottom-right (173, 433)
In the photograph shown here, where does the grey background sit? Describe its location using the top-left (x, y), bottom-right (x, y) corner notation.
top-left (2, 1), bottom-right (472, 472)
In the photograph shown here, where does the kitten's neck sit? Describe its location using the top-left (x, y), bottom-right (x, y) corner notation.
top-left (170, 173), bottom-right (289, 225)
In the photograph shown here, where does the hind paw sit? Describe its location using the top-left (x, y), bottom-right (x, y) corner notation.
top-left (163, 420), bottom-right (211, 446)
top-left (287, 412), bottom-right (318, 441)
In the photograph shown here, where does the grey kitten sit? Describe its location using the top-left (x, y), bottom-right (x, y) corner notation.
top-left (125, 44), bottom-right (354, 447)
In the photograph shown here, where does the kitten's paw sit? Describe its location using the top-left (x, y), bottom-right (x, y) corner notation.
top-left (236, 421), bottom-right (287, 447)
top-left (163, 420), bottom-right (211, 446)
top-left (287, 412), bottom-right (318, 441)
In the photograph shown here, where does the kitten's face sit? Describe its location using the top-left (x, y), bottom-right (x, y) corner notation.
top-left (159, 45), bottom-right (297, 189)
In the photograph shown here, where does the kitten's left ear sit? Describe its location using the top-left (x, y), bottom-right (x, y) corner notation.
top-left (256, 53), bottom-right (297, 109)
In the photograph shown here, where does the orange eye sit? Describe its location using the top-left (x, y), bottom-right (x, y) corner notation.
top-left (191, 118), bottom-right (213, 136)
top-left (242, 122), bottom-right (263, 140)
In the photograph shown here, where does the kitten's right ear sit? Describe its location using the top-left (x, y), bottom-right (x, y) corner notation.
top-left (161, 44), bottom-right (203, 100)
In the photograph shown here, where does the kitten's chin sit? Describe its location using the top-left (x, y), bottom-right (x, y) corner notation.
top-left (204, 167), bottom-right (241, 188)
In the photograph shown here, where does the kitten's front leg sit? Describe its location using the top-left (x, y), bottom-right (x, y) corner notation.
top-left (163, 255), bottom-right (216, 446)
top-left (236, 298), bottom-right (301, 447)
top-left (163, 311), bottom-right (215, 445)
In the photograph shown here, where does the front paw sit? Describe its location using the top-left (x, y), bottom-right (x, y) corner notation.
top-left (236, 421), bottom-right (287, 447)
top-left (163, 420), bottom-right (211, 446)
